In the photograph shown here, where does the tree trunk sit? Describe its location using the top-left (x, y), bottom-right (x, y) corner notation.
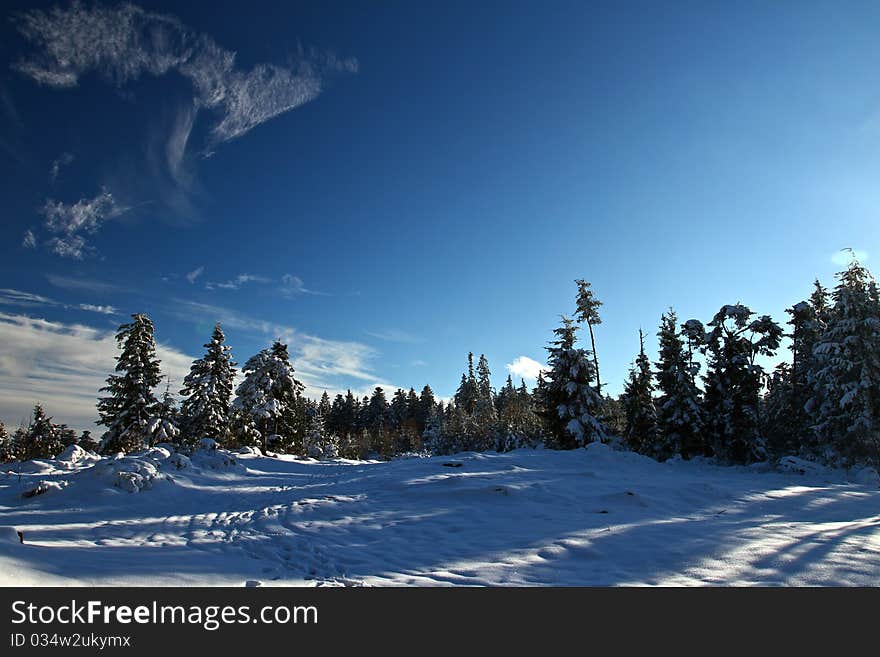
top-left (588, 321), bottom-right (601, 396)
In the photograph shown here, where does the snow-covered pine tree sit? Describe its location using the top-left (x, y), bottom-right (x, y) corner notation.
top-left (621, 329), bottom-right (658, 455)
top-left (179, 323), bottom-right (237, 447)
top-left (473, 353), bottom-right (498, 451)
top-left (654, 309), bottom-right (704, 459)
top-left (0, 422), bottom-right (9, 463)
top-left (806, 260), bottom-right (880, 466)
top-left (303, 402), bottom-right (337, 459)
top-left (97, 313), bottom-right (163, 454)
top-left (574, 279), bottom-right (603, 396)
top-left (497, 378), bottom-right (543, 451)
top-left (20, 404), bottom-right (63, 460)
top-left (764, 301), bottom-right (821, 455)
top-left (148, 381), bottom-right (181, 447)
top-left (699, 305), bottom-right (782, 463)
top-left (232, 340), bottom-right (304, 452)
top-left (541, 316), bottom-right (607, 449)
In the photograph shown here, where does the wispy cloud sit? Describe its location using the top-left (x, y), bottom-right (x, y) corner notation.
top-left (0, 312), bottom-right (192, 431)
top-left (0, 288), bottom-right (119, 317)
top-left (12, 2), bottom-right (357, 148)
top-left (22, 229), bottom-right (37, 249)
top-left (830, 248), bottom-right (869, 267)
top-left (410, 359), bottom-right (428, 367)
top-left (506, 355), bottom-right (547, 382)
top-left (76, 304), bottom-right (118, 315)
top-left (185, 266), bottom-right (204, 284)
top-left (0, 289), bottom-right (57, 308)
top-left (49, 151), bottom-right (74, 182)
top-left (206, 273), bottom-right (270, 291)
top-left (34, 189), bottom-right (130, 259)
top-left (279, 274), bottom-right (326, 297)
top-left (365, 328), bottom-right (422, 344)
top-left (46, 274), bottom-right (120, 294)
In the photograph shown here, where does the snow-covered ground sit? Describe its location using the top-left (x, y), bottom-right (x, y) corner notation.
top-left (1, 443), bottom-right (879, 586)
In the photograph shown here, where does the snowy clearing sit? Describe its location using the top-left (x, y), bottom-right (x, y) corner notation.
top-left (1, 443), bottom-right (879, 586)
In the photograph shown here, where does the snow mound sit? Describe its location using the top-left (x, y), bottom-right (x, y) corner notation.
top-left (56, 444), bottom-right (94, 466)
top-left (165, 453), bottom-right (192, 470)
top-left (850, 466), bottom-right (880, 487)
top-left (90, 454), bottom-right (170, 493)
top-left (189, 448), bottom-right (241, 471)
top-left (776, 456), bottom-right (828, 477)
top-left (199, 438), bottom-right (218, 451)
top-left (22, 480), bottom-right (68, 498)
top-left (238, 446), bottom-right (262, 456)
top-left (0, 527), bottom-right (22, 545)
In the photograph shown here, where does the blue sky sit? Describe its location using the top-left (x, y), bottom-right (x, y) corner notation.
top-left (0, 0), bottom-right (877, 430)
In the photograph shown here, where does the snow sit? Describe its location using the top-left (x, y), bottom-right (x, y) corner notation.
top-left (1, 445), bottom-right (879, 586)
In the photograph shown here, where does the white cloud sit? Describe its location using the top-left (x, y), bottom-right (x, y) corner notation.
top-left (46, 274), bottom-right (119, 294)
top-left (0, 289), bottom-right (57, 308)
top-left (185, 266), bottom-right (204, 284)
top-left (37, 190), bottom-right (130, 259)
top-left (365, 328), bottom-right (422, 344)
top-left (280, 274), bottom-right (325, 297)
top-left (206, 273), bottom-right (270, 291)
top-left (12, 3), bottom-right (357, 147)
top-left (0, 288), bottom-right (119, 317)
top-left (0, 312), bottom-right (193, 432)
top-left (506, 356), bottom-right (547, 382)
top-left (830, 248), bottom-right (869, 267)
top-left (77, 304), bottom-right (118, 315)
top-left (22, 229), bottom-right (37, 249)
top-left (49, 151), bottom-right (74, 182)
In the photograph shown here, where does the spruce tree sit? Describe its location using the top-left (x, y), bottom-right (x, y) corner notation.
top-left (621, 329), bottom-right (658, 455)
top-left (474, 354), bottom-right (497, 450)
top-left (21, 404), bottom-right (63, 460)
top-left (541, 316), bottom-right (607, 449)
top-left (0, 422), bottom-right (14, 463)
top-left (699, 305), bottom-right (782, 463)
top-left (655, 309), bottom-right (704, 459)
top-left (807, 260), bottom-right (880, 466)
top-left (574, 279), bottom-right (603, 395)
top-left (232, 340), bottom-right (304, 452)
top-left (97, 313), bottom-right (163, 454)
top-left (179, 323), bottom-right (237, 446)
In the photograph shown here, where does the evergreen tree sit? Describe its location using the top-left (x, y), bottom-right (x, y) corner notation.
top-left (453, 353), bottom-right (479, 415)
top-left (97, 313), bottom-right (163, 454)
top-left (148, 382), bottom-right (181, 446)
top-left (0, 422), bottom-right (14, 463)
top-left (621, 329), bottom-right (658, 455)
top-left (473, 354), bottom-right (497, 450)
top-left (79, 430), bottom-right (99, 453)
top-left (575, 279), bottom-right (603, 396)
top-left (699, 305), bottom-right (783, 463)
top-left (807, 260), bottom-right (880, 466)
top-left (655, 309), bottom-right (704, 459)
top-left (364, 387), bottom-right (390, 455)
top-left (21, 404), bottom-right (63, 460)
top-left (417, 384), bottom-right (436, 435)
top-left (179, 323), bottom-right (237, 446)
top-left (232, 341), bottom-right (304, 452)
top-left (497, 378), bottom-right (543, 451)
top-left (541, 316), bottom-right (607, 449)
